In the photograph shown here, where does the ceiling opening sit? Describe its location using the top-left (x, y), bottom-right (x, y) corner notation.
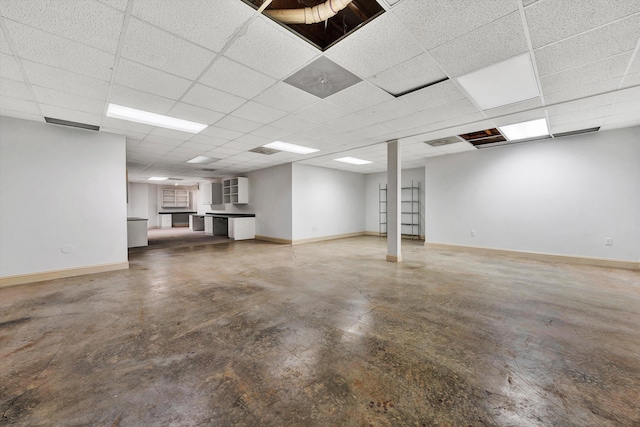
top-left (242, 0), bottom-right (385, 50)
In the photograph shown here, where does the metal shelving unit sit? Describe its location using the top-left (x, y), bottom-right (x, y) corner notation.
top-left (379, 181), bottom-right (421, 239)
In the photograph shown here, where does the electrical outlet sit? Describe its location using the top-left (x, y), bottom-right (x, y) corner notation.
top-left (605, 237), bottom-right (613, 246)
top-left (471, 230), bottom-right (476, 237)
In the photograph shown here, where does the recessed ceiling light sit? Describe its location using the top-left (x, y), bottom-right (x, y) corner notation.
top-left (148, 177), bottom-right (168, 181)
top-left (456, 54), bottom-right (540, 110)
top-left (499, 118), bottom-right (549, 141)
top-left (334, 157), bottom-right (373, 165)
top-left (186, 156), bottom-right (216, 164)
top-left (107, 103), bottom-right (207, 134)
top-left (262, 141), bottom-right (319, 154)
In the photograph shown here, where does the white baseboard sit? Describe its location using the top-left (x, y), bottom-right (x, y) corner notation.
top-left (0, 261), bottom-right (130, 287)
top-left (425, 243), bottom-right (639, 270)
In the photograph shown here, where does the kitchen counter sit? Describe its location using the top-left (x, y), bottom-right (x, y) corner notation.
top-left (205, 212), bottom-right (255, 218)
top-left (204, 213), bottom-right (256, 239)
top-left (159, 211), bottom-right (196, 228)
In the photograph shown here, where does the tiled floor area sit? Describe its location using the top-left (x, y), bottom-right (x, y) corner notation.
top-left (1, 236), bottom-right (639, 426)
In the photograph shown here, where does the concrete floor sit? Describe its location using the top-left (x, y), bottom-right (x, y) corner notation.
top-left (1, 236), bottom-right (639, 426)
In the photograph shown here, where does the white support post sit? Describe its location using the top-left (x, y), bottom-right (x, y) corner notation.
top-left (386, 139), bottom-right (402, 262)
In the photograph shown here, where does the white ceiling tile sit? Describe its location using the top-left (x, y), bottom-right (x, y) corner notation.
top-left (4, 20), bottom-right (114, 80)
top-left (22, 60), bottom-right (109, 100)
top-left (296, 124), bottom-right (342, 141)
top-left (0, 109), bottom-right (42, 122)
top-left (33, 85), bottom-right (105, 115)
top-left (525, 0), bottom-right (640, 49)
top-left (102, 126), bottom-right (148, 141)
top-left (109, 85), bottom-right (175, 114)
top-left (294, 101), bottom-right (349, 123)
top-left (269, 114), bottom-right (320, 133)
top-left (182, 84), bottom-right (246, 114)
top-left (326, 112), bottom-right (380, 132)
top-left (214, 115), bottom-right (262, 133)
top-left (356, 98), bottom-right (420, 124)
top-left (543, 78), bottom-right (621, 105)
top-left (491, 110), bottom-right (547, 127)
top-left (224, 17), bottom-right (319, 79)
top-left (398, 79), bottom-right (466, 112)
top-left (418, 99), bottom-right (480, 125)
top-left (326, 13), bottom-right (424, 78)
top-left (0, 53), bottom-right (23, 81)
top-left (199, 56), bottom-right (276, 99)
top-left (430, 12), bottom-right (528, 77)
top-left (621, 72), bottom-right (640, 88)
top-left (604, 111), bottom-right (640, 125)
top-left (115, 58), bottom-right (192, 100)
top-left (206, 146), bottom-right (244, 156)
top-left (0, 28), bottom-right (11, 54)
top-left (121, 18), bottom-right (216, 80)
top-left (380, 111), bottom-right (427, 132)
top-left (232, 134), bottom-right (272, 147)
top-left (102, 116), bottom-right (154, 134)
top-left (613, 86), bottom-right (640, 103)
top-left (629, 53), bottom-right (640, 74)
top-left (534, 14), bottom-right (640, 76)
top-left (131, 0), bottom-right (253, 53)
top-left (135, 142), bottom-right (175, 154)
top-left (253, 82), bottom-right (319, 113)
top-left (548, 105), bottom-right (611, 127)
top-left (0, 78), bottom-right (32, 100)
top-left (541, 52), bottom-right (632, 96)
top-left (142, 134), bottom-right (184, 147)
top-left (545, 93), bottom-right (615, 116)
top-left (200, 125), bottom-right (244, 140)
top-left (166, 102), bottom-right (225, 126)
top-left (39, 105), bottom-right (101, 126)
top-left (393, 0), bottom-right (517, 50)
top-left (485, 97), bottom-right (544, 118)
top-left (148, 127), bottom-right (195, 141)
top-left (250, 124), bottom-right (295, 140)
top-left (0, 0), bottom-right (123, 53)
top-left (97, 0), bottom-right (128, 11)
top-left (325, 81), bottom-right (393, 113)
top-left (347, 124), bottom-right (395, 140)
top-left (0, 96), bottom-right (39, 114)
top-left (188, 134), bottom-right (228, 147)
top-left (231, 101), bottom-right (288, 125)
top-left (601, 118), bottom-right (640, 130)
top-left (369, 53), bottom-right (446, 95)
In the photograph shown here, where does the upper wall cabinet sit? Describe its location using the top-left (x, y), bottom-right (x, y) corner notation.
top-left (162, 189), bottom-right (189, 208)
top-left (223, 177), bottom-right (248, 204)
top-left (200, 182), bottom-right (222, 205)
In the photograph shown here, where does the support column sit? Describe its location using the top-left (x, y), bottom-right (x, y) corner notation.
top-left (386, 139), bottom-right (401, 262)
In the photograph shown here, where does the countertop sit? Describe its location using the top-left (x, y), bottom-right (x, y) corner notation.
top-left (127, 217), bottom-right (148, 221)
top-left (206, 212), bottom-right (255, 218)
top-left (158, 211), bottom-right (196, 215)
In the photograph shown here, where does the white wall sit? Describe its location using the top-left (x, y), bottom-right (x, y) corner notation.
top-left (424, 126), bottom-right (640, 262)
top-left (292, 163), bottom-right (365, 241)
top-left (365, 167), bottom-right (425, 238)
top-left (0, 116), bottom-right (128, 278)
top-left (248, 163), bottom-right (292, 241)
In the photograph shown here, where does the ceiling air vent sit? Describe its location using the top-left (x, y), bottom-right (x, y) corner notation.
top-left (552, 126), bottom-right (600, 138)
top-left (45, 117), bottom-right (100, 131)
top-left (424, 135), bottom-right (462, 147)
top-left (458, 128), bottom-right (507, 148)
top-left (249, 146), bottom-right (280, 155)
top-left (284, 56), bottom-right (361, 98)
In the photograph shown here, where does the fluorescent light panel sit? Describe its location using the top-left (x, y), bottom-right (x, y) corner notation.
top-left (456, 54), bottom-right (540, 110)
top-left (499, 118), bottom-right (549, 141)
top-left (107, 103), bottom-right (207, 134)
top-left (187, 156), bottom-right (215, 164)
top-left (334, 157), bottom-right (373, 165)
top-left (148, 177), bottom-right (168, 181)
top-left (262, 141), bottom-right (319, 154)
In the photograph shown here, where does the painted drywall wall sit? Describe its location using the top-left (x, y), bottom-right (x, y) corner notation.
top-left (0, 116), bottom-right (128, 278)
top-left (424, 126), bottom-right (640, 262)
top-left (247, 163), bottom-right (293, 240)
top-left (365, 167), bottom-right (425, 238)
top-left (127, 182), bottom-right (148, 218)
top-left (292, 163), bottom-right (365, 241)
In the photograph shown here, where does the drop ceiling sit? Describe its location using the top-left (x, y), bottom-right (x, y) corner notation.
top-left (0, 0), bottom-right (638, 184)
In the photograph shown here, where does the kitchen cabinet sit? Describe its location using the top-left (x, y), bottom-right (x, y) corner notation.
top-left (223, 177), bottom-right (248, 204)
top-left (200, 182), bottom-right (222, 205)
top-left (162, 189), bottom-right (190, 208)
top-left (160, 214), bottom-right (172, 229)
top-left (229, 217), bottom-right (255, 240)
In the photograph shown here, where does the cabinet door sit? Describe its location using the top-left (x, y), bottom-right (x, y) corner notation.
top-left (236, 177), bottom-right (249, 204)
top-left (201, 183), bottom-right (212, 205)
top-left (204, 216), bottom-right (213, 235)
top-left (160, 214), bottom-right (172, 229)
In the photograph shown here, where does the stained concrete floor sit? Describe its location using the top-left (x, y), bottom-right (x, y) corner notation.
top-left (1, 236), bottom-right (639, 426)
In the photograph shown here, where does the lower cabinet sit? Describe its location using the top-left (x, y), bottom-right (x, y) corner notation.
top-left (204, 216), bottom-right (213, 235)
top-left (229, 217), bottom-right (255, 240)
top-left (160, 214), bottom-right (172, 229)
